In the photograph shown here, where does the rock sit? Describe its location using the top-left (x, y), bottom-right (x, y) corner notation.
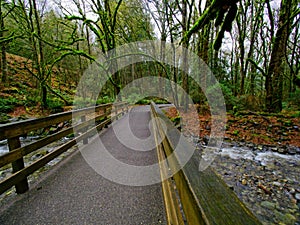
top-left (273, 181), bottom-right (282, 187)
top-left (291, 198), bottom-right (297, 205)
top-left (274, 161), bottom-right (282, 167)
top-left (290, 203), bottom-right (299, 210)
top-left (287, 146), bottom-right (298, 155)
top-left (9, 118), bottom-right (19, 123)
top-left (17, 115), bottom-right (29, 120)
top-left (228, 185), bottom-right (234, 190)
top-left (295, 193), bottom-right (300, 202)
top-left (58, 122), bottom-right (65, 129)
top-left (0, 171), bottom-right (6, 179)
top-left (274, 210), bottom-right (296, 225)
top-left (280, 137), bottom-right (290, 141)
top-left (246, 143), bottom-right (254, 148)
top-left (257, 145), bottom-right (263, 151)
top-left (261, 201), bottom-right (276, 210)
top-left (241, 179), bottom-right (247, 185)
top-left (49, 127), bottom-right (58, 134)
top-left (266, 164), bottom-right (276, 170)
top-left (289, 188), bottom-right (296, 194)
top-left (203, 136), bottom-right (209, 145)
top-left (281, 213), bottom-right (296, 225)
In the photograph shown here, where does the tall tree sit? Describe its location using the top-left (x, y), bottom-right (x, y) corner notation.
top-left (143, 0), bottom-right (169, 96)
top-left (175, 0), bottom-right (195, 110)
top-left (0, 0), bottom-right (15, 83)
top-left (8, 0), bottom-right (79, 107)
top-left (66, 0), bottom-right (124, 99)
top-left (264, 0), bottom-right (298, 112)
top-left (236, 0), bottom-right (264, 95)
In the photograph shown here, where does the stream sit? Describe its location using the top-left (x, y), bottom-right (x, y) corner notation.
top-left (0, 136), bottom-right (73, 157)
top-left (0, 136), bottom-right (41, 155)
top-left (191, 139), bottom-right (300, 225)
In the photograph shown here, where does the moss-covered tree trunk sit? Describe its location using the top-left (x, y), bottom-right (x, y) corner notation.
top-left (197, 24), bottom-right (211, 67)
top-left (0, 2), bottom-right (7, 83)
top-left (266, 0), bottom-right (294, 112)
top-left (180, 0), bottom-right (189, 112)
top-left (236, 6), bottom-right (246, 95)
top-left (1, 43), bottom-right (7, 83)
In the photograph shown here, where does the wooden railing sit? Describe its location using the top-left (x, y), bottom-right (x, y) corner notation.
top-left (150, 102), bottom-right (262, 225)
top-left (0, 102), bottom-right (128, 195)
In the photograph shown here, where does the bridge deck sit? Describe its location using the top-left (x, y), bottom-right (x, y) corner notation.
top-left (0, 106), bottom-right (166, 225)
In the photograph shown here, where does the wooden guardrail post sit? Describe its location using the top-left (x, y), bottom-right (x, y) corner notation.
top-left (103, 107), bottom-right (107, 120)
top-left (122, 105), bottom-right (125, 116)
top-left (7, 137), bottom-right (29, 194)
top-left (81, 115), bottom-right (88, 144)
top-left (0, 103), bottom-right (117, 195)
top-left (115, 105), bottom-right (119, 120)
top-left (103, 107), bottom-right (108, 128)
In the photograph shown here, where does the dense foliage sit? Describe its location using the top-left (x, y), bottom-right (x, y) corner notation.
top-left (0, 0), bottom-right (299, 114)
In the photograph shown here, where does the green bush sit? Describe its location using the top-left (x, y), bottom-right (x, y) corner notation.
top-left (153, 98), bottom-right (169, 104)
top-left (135, 97), bottom-right (169, 105)
top-left (136, 99), bottom-right (151, 105)
top-left (47, 98), bottom-right (64, 113)
top-left (0, 99), bottom-right (13, 112)
top-left (291, 111), bottom-right (300, 118)
top-left (96, 96), bottom-right (114, 104)
top-left (171, 116), bottom-right (181, 126)
top-left (24, 95), bottom-right (38, 107)
top-left (0, 97), bottom-right (19, 113)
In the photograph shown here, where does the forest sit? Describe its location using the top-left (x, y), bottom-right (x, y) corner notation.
top-left (0, 2), bottom-right (299, 224)
top-left (0, 0), bottom-right (299, 118)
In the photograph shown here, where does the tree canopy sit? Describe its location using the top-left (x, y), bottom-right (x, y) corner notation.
top-left (0, 0), bottom-right (299, 113)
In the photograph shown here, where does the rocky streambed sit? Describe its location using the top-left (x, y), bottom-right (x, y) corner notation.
top-left (190, 137), bottom-right (300, 225)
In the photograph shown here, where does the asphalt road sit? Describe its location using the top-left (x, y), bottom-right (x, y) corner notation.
top-left (0, 106), bottom-right (166, 225)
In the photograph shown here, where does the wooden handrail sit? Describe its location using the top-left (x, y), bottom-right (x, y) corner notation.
top-left (0, 111), bottom-right (110, 168)
top-left (150, 102), bottom-right (262, 225)
top-left (0, 103), bottom-right (112, 141)
top-left (0, 102), bottom-right (128, 195)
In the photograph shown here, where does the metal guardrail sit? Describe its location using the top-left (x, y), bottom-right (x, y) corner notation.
top-left (150, 102), bottom-right (262, 225)
top-left (0, 102), bottom-right (128, 195)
